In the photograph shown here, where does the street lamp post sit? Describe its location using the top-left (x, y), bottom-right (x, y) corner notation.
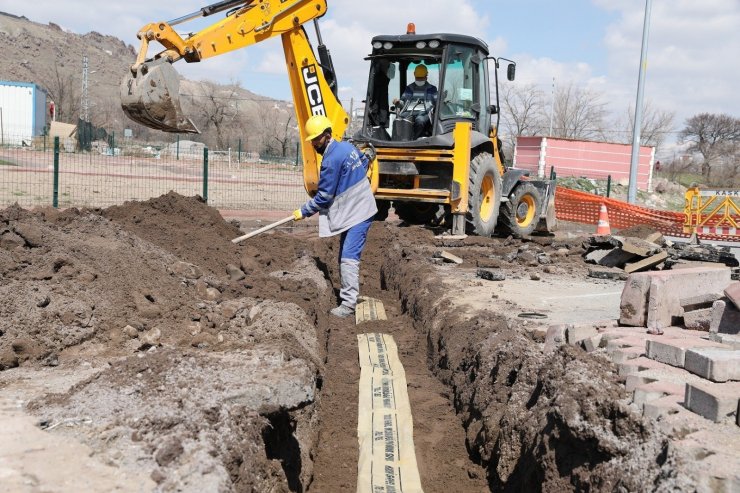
top-left (628, 0), bottom-right (653, 203)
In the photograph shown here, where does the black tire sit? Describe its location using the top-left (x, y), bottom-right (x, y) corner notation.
top-left (466, 152), bottom-right (502, 236)
top-left (394, 201), bottom-right (441, 225)
top-left (499, 182), bottom-right (543, 237)
top-left (374, 199), bottom-right (390, 222)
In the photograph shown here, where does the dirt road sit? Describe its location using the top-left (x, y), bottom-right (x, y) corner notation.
top-left (0, 193), bottom-right (700, 491)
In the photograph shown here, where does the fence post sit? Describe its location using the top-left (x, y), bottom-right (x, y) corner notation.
top-left (606, 175), bottom-right (612, 198)
top-left (176, 134), bottom-right (180, 161)
top-left (53, 137), bottom-right (60, 208)
top-left (203, 147), bottom-right (209, 203)
top-left (295, 141), bottom-right (300, 166)
top-left (110, 131), bottom-right (115, 155)
top-left (238, 138), bottom-right (242, 164)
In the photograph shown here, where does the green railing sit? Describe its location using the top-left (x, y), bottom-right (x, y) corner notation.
top-left (0, 132), bottom-right (306, 212)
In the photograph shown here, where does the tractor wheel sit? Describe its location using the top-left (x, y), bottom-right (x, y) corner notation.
top-left (374, 199), bottom-right (390, 222)
top-left (499, 182), bottom-right (542, 237)
top-left (466, 152), bottom-right (502, 237)
top-left (394, 201), bottom-right (441, 225)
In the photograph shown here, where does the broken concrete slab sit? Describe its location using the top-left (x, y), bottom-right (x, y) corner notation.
top-left (476, 268), bottom-right (506, 281)
top-left (684, 380), bottom-right (740, 422)
top-left (710, 300), bottom-right (740, 335)
top-left (435, 250), bottom-right (463, 264)
top-left (624, 251), bottom-right (668, 274)
top-left (646, 338), bottom-right (730, 368)
top-left (684, 348), bottom-right (740, 383)
top-left (725, 281), bottom-right (740, 310)
top-left (587, 267), bottom-right (627, 280)
top-left (619, 266), bottom-right (732, 327)
top-left (644, 231), bottom-right (665, 246)
top-left (619, 236), bottom-right (664, 257)
top-left (584, 249), bottom-right (610, 264)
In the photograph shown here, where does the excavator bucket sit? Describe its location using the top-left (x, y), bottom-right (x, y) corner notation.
top-left (120, 59), bottom-right (199, 133)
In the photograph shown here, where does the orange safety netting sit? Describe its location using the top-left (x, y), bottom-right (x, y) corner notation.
top-left (555, 186), bottom-right (688, 237)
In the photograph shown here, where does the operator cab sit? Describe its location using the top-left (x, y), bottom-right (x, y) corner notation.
top-left (357, 26), bottom-right (497, 148)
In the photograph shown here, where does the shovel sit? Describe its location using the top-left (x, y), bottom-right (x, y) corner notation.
top-left (231, 215), bottom-right (295, 243)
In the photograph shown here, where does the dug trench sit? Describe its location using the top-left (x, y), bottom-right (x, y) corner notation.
top-left (0, 193), bottom-right (695, 491)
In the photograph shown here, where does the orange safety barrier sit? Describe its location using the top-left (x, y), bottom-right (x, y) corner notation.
top-left (555, 186), bottom-right (690, 238)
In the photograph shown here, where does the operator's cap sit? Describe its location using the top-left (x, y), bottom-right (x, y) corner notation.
top-left (414, 65), bottom-right (428, 78)
top-left (305, 115), bottom-right (332, 141)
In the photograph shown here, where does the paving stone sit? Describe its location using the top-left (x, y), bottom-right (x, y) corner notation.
top-left (620, 266), bottom-right (732, 327)
top-left (683, 307), bottom-right (713, 331)
top-left (566, 324), bottom-right (599, 345)
top-left (642, 394), bottom-right (684, 420)
top-left (711, 300), bottom-right (740, 335)
top-left (610, 346), bottom-right (645, 364)
top-left (679, 292), bottom-right (722, 310)
top-left (646, 338), bottom-right (730, 368)
top-left (618, 356), bottom-right (670, 377)
top-left (684, 348), bottom-right (740, 382)
top-left (632, 380), bottom-right (684, 408)
top-left (435, 250), bottom-right (463, 264)
top-left (684, 381), bottom-right (740, 422)
top-left (725, 281), bottom-right (740, 310)
top-left (709, 333), bottom-right (740, 350)
top-left (544, 324), bottom-right (569, 353)
top-left (619, 274), bottom-right (652, 327)
top-left (581, 334), bottom-right (602, 353)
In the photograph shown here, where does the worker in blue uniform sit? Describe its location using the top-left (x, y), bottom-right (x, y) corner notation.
top-left (293, 115), bottom-right (378, 318)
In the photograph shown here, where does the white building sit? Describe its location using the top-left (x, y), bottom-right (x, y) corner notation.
top-left (0, 80), bottom-right (48, 145)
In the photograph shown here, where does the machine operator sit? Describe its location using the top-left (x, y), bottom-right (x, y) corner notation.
top-left (393, 65), bottom-right (438, 139)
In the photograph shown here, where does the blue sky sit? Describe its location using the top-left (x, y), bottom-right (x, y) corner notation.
top-left (4, 0), bottom-right (740, 142)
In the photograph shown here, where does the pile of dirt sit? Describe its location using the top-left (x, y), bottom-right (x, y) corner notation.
top-left (0, 194), bottom-right (333, 490)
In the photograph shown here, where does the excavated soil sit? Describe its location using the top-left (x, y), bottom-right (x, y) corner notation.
top-left (0, 193), bottom-right (696, 492)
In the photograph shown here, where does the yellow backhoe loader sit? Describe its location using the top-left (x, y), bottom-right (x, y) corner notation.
top-left (120, 0), bottom-right (555, 237)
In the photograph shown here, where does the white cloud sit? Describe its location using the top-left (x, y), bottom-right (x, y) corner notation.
top-left (597, 0), bottom-right (740, 125)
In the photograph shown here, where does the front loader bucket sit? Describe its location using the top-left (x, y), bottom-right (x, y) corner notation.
top-left (120, 59), bottom-right (199, 133)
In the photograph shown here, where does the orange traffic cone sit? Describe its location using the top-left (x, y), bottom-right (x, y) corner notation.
top-left (596, 204), bottom-right (611, 235)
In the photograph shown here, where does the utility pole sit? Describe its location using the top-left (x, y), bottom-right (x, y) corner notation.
top-left (549, 77), bottom-right (555, 136)
top-left (81, 56), bottom-right (89, 122)
top-left (628, 0), bottom-right (653, 203)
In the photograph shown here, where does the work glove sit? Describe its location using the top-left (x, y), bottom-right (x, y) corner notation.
top-left (292, 209), bottom-right (303, 221)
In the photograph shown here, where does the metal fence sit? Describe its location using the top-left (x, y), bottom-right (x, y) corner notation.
top-left (0, 133), bottom-right (307, 212)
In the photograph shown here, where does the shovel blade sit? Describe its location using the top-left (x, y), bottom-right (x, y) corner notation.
top-left (120, 60), bottom-right (199, 133)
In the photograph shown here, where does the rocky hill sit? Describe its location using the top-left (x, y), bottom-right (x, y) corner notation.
top-left (0, 11), bottom-right (289, 150)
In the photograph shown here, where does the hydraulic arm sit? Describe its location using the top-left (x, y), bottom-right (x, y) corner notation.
top-left (120, 0), bottom-right (348, 192)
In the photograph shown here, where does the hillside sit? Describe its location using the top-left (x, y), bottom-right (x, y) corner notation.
top-left (0, 11), bottom-right (290, 151)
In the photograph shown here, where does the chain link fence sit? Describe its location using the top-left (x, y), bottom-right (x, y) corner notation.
top-left (0, 133), bottom-right (307, 212)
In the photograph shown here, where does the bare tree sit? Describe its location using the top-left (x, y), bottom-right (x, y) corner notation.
top-left (500, 83), bottom-right (547, 151)
top-left (615, 101), bottom-right (675, 151)
top-left (190, 81), bottom-right (241, 149)
top-left (43, 63), bottom-right (79, 123)
top-left (550, 82), bottom-right (608, 140)
top-left (678, 113), bottom-right (740, 179)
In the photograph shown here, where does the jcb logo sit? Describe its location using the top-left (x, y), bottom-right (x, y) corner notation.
top-left (302, 65), bottom-right (326, 116)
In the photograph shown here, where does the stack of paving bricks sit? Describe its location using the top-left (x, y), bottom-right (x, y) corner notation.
top-left (544, 266), bottom-right (740, 490)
